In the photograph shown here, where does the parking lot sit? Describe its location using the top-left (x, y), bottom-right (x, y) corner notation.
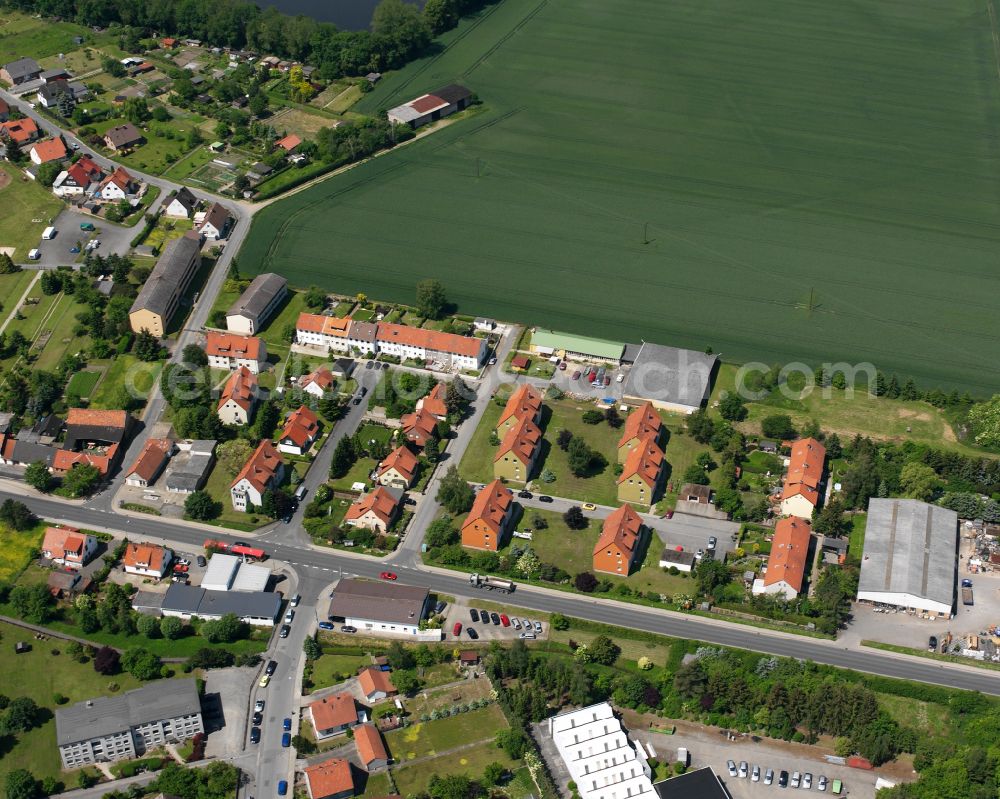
top-left (629, 717), bottom-right (899, 799)
top-left (547, 359), bottom-right (631, 401)
top-left (440, 598), bottom-right (547, 644)
top-left (28, 207), bottom-right (139, 267)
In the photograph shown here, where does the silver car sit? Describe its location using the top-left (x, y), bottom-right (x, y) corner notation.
top-left (727, 760), bottom-right (737, 777)
top-left (739, 761), bottom-right (748, 779)
top-left (533, 620), bottom-right (543, 633)
top-left (751, 764), bottom-right (760, 782)
top-left (764, 768), bottom-right (774, 785)
top-left (512, 617), bottom-right (521, 629)
top-left (804, 773), bottom-right (813, 790)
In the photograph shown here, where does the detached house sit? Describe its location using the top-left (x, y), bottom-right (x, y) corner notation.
top-left (124, 438), bottom-right (173, 488)
top-left (277, 405), bottom-right (320, 455)
top-left (593, 505), bottom-right (643, 575)
top-left (275, 134), bottom-right (301, 153)
top-left (0, 117), bottom-right (38, 144)
top-left (41, 526), bottom-right (98, 569)
top-left (299, 366), bottom-right (336, 397)
top-left (753, 517), bottom-right (812, 600)
top-left (416, 382), bottom-right (448, 421)
top-left (96, 166), bottom-right (135, 201)
top-left (309, 692), bottom-right (364, 739)
top-left (1, 57), bottom-right (41, 86)
top-left (358, 666), bottom-right (396, 702)
top-left (230, 440), bottom-right (284, 511)
top-left (495, 383), bottom-right (543, 436)
top-left (780, 437), bottom-right (826, 519)
top-left (616, 401), bottom-right (662, 462)
top-left (400, 407), bottom-right (438, 448)
top-left (375, 445), bottom-right (420, 489)
top-left (197, 202), bottom-right (233, 240)
top-left (205, 332), bottom-right (267, 374)
top-left (344, 486), bottom-right (402, 533)
top-left (29, 137), bottom-right (67, 165)
top-left (103, 123), bottom-right (143, 152)
top-left (304, 758), bottom-right (354, 799)
top-left (217, 366), bottom-right (258, 426)
top-left (354, 724), bottom-right (389, 771)
top-left (461, 478), bottom-right (513, 551)
top-left (123, 542), bottom-right (173, 578)
top-left (617, 439), bottom-right (664, 505)
top-left (53, 155), bottom-right (104, 197)
top-left (164, 187), bottom-right (197, 218)
top-left (493, 416), bottom-right (542, 483)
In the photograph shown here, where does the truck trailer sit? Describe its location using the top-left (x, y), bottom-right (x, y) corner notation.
top-left (469, 573), bottom-right (515, 593)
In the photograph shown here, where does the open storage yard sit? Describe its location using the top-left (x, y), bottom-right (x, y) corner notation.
top-left (241, 0), bottom-right (1000, 392)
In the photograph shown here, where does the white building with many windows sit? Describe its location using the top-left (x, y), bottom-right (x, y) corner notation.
top-left (56, 679), bottom-right (203, 768)
top-left (548, 702), bottom-right (654, 799)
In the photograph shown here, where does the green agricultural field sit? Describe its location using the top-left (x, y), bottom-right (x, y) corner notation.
top-left (240, 0), bottom-right (1000, 393)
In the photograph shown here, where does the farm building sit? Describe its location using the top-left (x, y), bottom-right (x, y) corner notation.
top-left (387, 84), bottom-right (473, 129)
top-left (857, 499), bottom-right (958, 618)
top-left (621, 342), bottom-right (717, 414)
top-left (530, 329), bottom-right (624, 364)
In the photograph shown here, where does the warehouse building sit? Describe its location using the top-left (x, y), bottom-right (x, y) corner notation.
top-left (386, 84), bottom-right (473, 129)
top-left (622, 342), bottom-right (717, 414)
top-left (530, 329), bottom-right (625, 365)
top-left (327, 578), bottom-right (430, 638)
top-left (157, 583), bottom-right (281, 626)
top-left (200, 553), bottom-right (270, 592)
top-left (857, 498), bottom-right (958, 618)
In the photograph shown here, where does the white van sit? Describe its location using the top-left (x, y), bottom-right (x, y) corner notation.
top-left (41, 226), bottom-right (56, 240)
top-left (28, 249), bottom-right (40, 260)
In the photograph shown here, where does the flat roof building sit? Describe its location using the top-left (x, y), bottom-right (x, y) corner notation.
top-left (857, 498), bottom-right (958, 618)
top-left (652, 767), bottom-right (731, 799)
top-left (530, 328), bottom-right (625, 364)
top-left (622, 342), bottom-right (717, 414)
top-left (159, 583), bottom-right (281, 626)
top-left (163, 440), bottom-right (215, 494)
top-left (327, 578), bottom-right (429, 638)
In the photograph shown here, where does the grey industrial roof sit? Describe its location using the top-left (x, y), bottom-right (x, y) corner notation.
top-left (231, 562), bottom-right (271, 592)
top-left (130, 233), bottom-right (202, 318)
top-left (201, 553), bottom-right (240, 590)
top-left (652, 767), bottom-right (730, 799)
top-left (163, 441), bottom-right (215, 492)
top-left (622, 342), bottom-right (717, 410)
top-left (433, 84), bottom-right (472, 105)
top-left (56, 678), bottom-right (201, 746)
top-left (327, 578), bottom-right (428, 625)
top-left (857, 499), bottom-right (958, 609)
top-left (227, 272), bottom-right (287, 321)
top-left (387, 104), bottom-right (421, 123)
top-left (161, 583), bottom-right (281, 620)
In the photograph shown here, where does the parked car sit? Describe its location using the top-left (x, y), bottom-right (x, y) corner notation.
top-left (340, 625), bottom-right (357, 633)
top-left (365, 361), bottom-right (373, 370)
top-left (352, 397), bottom-right (362, 405)
top-left (266, 660), bottom-right (277, 675)
top-left (519, 632), bottom-right (536, 639)
top-left (177, 558), bottom-right (190, 566)
top-left (250, 727), bottom-right (261, 744)
top-left (962, 578), bottom-right (973, 588)
top-left (572, 370), bottom-right (581, 380)
top-left (517, 490), bottom-right (533, 499)
top-left (467, 628), bottom-right (478, 639)
top-left (791, 771), bottom-right (801, 788)
top-left (539, 495), bottom-right (554, 503)
top-left (512, 617), bottom-right (521, 629)
top-left (252, 711), bottom-right (263, 725)
top-left (752, 764), bottom-right (760, 782)
top-left (582, 502), bottom-right (597, 511)
top-left (434, 600), bottom-right (447, 614)
top-left (499, 614), bottom-right (510, 627)
top-left (470, 609), bottom-right (480, 622)
top-left (259, 675), bottom-right (270, 688)
top-left (290, 594), bottom-right (301, 607)
top-left (380, 571), bottom-right (397, 580)
top-left (727, 761), bottom-right (737, 777)
top-left (281, 732), bottom-right (291, 747)
top-left (283, 718), bottom-right (292, 731)
top-left (279, 625), bottom-right (290, 638)
top-left (284, 610), bottom-right (294, 623)
top-left (277, 780), bottom-right (288, 796)
top-left (739, 761), bottom-right (748, 778)
top-left (480, 610), bottom-right (491, 624)
top-left (818, 775), bottom-right (828, 791)
top-left (318, 621), bottom-right (334, 630)
top-left (521, 618), bottom-right (531, 629)
top-left (558, 361), bottom-right (566, 370)
top-left (533, 620), bottom-right (542, 633)
top-left (778, 770), bottom-right (789, 788)
top-left (707, 536), bottom-right (717, 549)
top-left (196, 555), bottom-right (207, 567)
top-left (80, 222), bottom-right (95, 231)
top-left (255, 700), bottom-right (265, 713)
top-left (603, 375), bottom-right (611, 386)
top-left (804, 773), bottom-right (813, 789)
top-left (453, 622), bottom-right (462, 636)
top-left (928, 635), bottom-right (938, 651)
top-left (490, 612), bottom-right (501, 626)
top-left (765, 768), bottom-right (774, 785)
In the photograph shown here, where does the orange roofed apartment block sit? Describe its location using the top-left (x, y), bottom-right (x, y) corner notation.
top-left (779, 437), bottom-right (826, 519)
top-left (493, 416), bottom-right (542, 483)
top-left (495, 384), bottom-right (543, 436)
top-left (593, 505), bottom-right (644, 575)
top-left (617, 439), bottom-right (664, 505)
top-left (461, 478), bottom-right (513, 551)
top-left (752, 517), bottom-right (812, 600)
top-left (616, 401), bottom-right (662, 463)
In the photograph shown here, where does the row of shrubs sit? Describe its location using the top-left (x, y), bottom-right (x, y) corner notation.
top-left (417, 696), bottom-right (494, 722)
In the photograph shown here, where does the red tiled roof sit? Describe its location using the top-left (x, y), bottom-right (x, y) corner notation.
top-left (310, 692), bottom-right (357, 731)
top-left (463, 479), bottom-right (512, 537)
top-left (0, 117), bottom-right (38, 143)
top-left (376, 445), bottom-right (419, 485)
top-left (206, 331), bottom-right (265, 361)
top-left (510, 354), bottom-right (529, 370)
top-left (300, 366), bottom-right (336, 392)
top-left (275, 134), bottom-right (301, 152)
top-left (31, 137), bottom-right (67, 163)
top-left (123, 542), bottom-right (168, 572)
top-left (52, 448), bottom-right (117, 475)
top-left (400, 407), bottom-right (437, 446)
top-left (345, 486), bottom-right (401, 527)
top-left (280, 405), bottom-right (319, 448)
top-left (354, 723), bottom-right (388, 766)
top-left (358, 666), bottom-right (396, 696)
top-left (594, 505), bottom-right (642, 558)
top-left (296, 312), bottom-right (350, 337)
top-left (231, 440), bottom-right (283, 494)
top-left (218, 366), bottom-right (258, 412)
top-left (764, 517), bottom-right (812, 592)
top-left (419, 383), bottom-right (448, 418)
top-left (66, 408), bottom-right (129, 428)
top-left (304, 758), bottom-right (354, 799)
top-left (99, 165), bottom-right (132, 192)
top-left (781, 437), bottom-right (826, 505)
top-left (494, 416), bottom-right (542, 466)
top-left (376, 322), bottom-right (482, 359)
top-left (409, 94), bottom-right (447, 114)
top-left (497, 384), bottom-right (542, 429)
top-left (42, 526), bottom-right (85, 558)
top-left (126, 438), bottom-right (171, 482)
top-left (618, 401), bottom-right (661, 449)
top-left (618, 439), bottom-right (664, 487)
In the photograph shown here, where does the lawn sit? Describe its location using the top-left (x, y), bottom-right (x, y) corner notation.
top-left (392, 740), bottom-right (525, 797)
top-left (0, 270), bottom-right (36, 317)
top-left (31, 293), bottom-right (92, 372)
top-left (89, 355), bottom-right (161, 409)
top-left (0, 522), bottom-right (45, 581)
top-left (240, 0), bottom-right (1000, 393)
top-left (0, 11), bottom-right (101, 62)
top-left (359, 771), bottom-right (393, 797)
top-left (0, 163), bottom-right (64, 260)
top-left (143, 217), bottom-right (194, 252)
top-left (307, 652), bottom-right (371, 690)
top-left (384, 704), bottom-right (508, 763)
top-left (457, 398), bottom-right (502, 483)
top-left (0, 620), bottom-right (149, 786)
top-left (200, 461), bottom-right (271, 531)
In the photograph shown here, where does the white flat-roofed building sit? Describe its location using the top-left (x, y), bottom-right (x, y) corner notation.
top-left (857, 498), bottom-right (958, 618)
top-left (201, 553), bottom-right (240, 591)
top-left (548, 702), bottom-right (654, 799)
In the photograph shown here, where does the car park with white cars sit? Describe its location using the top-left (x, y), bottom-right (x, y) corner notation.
top-left (730, 760), bottom-right (837, 792)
